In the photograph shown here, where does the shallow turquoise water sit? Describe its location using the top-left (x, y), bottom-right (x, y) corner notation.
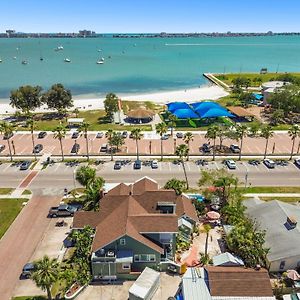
top-left (0, 35), bottom-right (300, 100)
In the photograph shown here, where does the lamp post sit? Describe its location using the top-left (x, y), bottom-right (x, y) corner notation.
top-left (73, 168), bottom-right (77, 190)
top-left (149, 141), bottom-right (152, 155)
top-left (297, 141), bottom-right (300, 154)
top-left (244, 171), bottom-right (249, 188)
top-left (173, 138), bottom-right (177, 154)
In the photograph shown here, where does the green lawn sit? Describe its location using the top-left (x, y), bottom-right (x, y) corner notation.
top-left (0, 198), bottom-right (24, 239)
top-left (12, 297), bottom-right (46, 300)
top-left (0, 188), bottom-right (13, 195)
top-left (260, 197), bottom-right (300, 203)
top-left (239, 186), bottom-right (300, 193)
top-left (22, 189), bottom-right (32, 195)
top-left (215, 72), bottom-right (300, 87)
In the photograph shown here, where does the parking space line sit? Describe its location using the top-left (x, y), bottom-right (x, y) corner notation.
top-left (2, 164), bottom-right (11, 172)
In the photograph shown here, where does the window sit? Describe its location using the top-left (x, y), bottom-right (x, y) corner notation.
top-left (120, 238), bottom-right (126, 245)
top-left (122, 263), bottom-right (130, 270)
top-left (134, 254), bottom-right (156, 262)
top-left (279, 261), bottom-right (286, 270)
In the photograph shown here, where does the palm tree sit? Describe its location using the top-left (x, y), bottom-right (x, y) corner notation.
top-left (53, 124), bottom-right (66, 161)
top-left (0, 121), bottom-right (15, 161)
top-left (183, 132), bottom-right (193, 161)
top-left (214, 175), bottom-right (238, 205)
top-left (106, 129), bottom-right (114, 161)
top-left (31, 255), bottom-right (59, 300)
top-left (82, 177), bottom-right (105, 211)
top-left (175, 144), bottom-right (189, 189)
top-left (73, 108), bottom-right (79, 118)
top-left (79, 121), bottom-right (90, 161)
top-left (235, 124), bottom-right (248, 160)
top-left (131, 128), bottom-right (143, 160)
top-left (205, 125), bottom-right (219, 161)
top-left (164, 178), bottom-right (186, 195)
top-left (260, 125), bottom-right (274, 159)
top-left (156, 122), bottom-right (168, 161)
top-left (288, 125), bottom-right (300, 160)
top-left (26, 118), bottom-right (37, 161)
top-left (203, 224), bottom-right (212, 258)
top-left (167, 113), bottom-right (177, 136)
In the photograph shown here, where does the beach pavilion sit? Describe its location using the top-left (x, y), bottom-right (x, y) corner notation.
top-left (125, 108), bottom-right (155, 124)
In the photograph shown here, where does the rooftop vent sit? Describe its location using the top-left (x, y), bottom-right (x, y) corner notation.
top-left (287, 216), bottom-right (297, 229)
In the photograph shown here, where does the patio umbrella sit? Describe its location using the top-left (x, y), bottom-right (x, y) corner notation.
top-left (206, 211), bottom-right (220, 220)
top-left (287, 270), bottom-right (300, 281)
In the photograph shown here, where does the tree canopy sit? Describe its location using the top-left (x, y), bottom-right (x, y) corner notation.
top-left (164, 178), bottom-right (186, 195)
top-left (76, 166), bottom-right (96, 187)
top-left (104, 93), bottom-right (119, 120)
top-left (10, 85), bottom-right (43, 114)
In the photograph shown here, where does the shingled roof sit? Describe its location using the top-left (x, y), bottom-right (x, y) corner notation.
top-left (205, 266), bottom-right (274, 297)
top-left (73, 177), bottom-right (198, 253)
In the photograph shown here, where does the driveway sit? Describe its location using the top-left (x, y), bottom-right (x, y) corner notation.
top-left (0, 192), bottom-right (62, 300)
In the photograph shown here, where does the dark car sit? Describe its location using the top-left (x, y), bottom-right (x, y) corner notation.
top-left (201, 143), bottom-right (211, 153)
top-left (72, 131), bottom-right (79, 139)
top-left (38, 131), bottom-right (47, 139)
top-left (133, 160), bottom-right (142, 170)
top-left (3, 132), bottom-right (13, 140)
top-left (295, 158), bottom-right (300, 168)
top-left (33, 144), bottom-right (43, 154)
top-left (122, 131), bottom-right (128, 138)
top-left (20, 161), bottom-right (31, 170)
top-left (20, 263), bottom-right (35, 279)
top-left (71, 143), bottom-right (80, 154)
top-left (176, 132), bottom-right (183, 138)
top-left (0, 144), bottom-right (5, 152)
top-left (114, 161), bottom-right (122, 170)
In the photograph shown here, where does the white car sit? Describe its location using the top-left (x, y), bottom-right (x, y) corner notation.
top-left (225, 160), bottom-right (236, 170)
top-left (151, 160), bottom-right (158, 169)
top-left (263, 158), bottom-right (275, 169)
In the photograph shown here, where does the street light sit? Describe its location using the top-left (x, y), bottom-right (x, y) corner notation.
top-left (244, 170), bottom-right (249, 188)
top-left (174, 138), bottom-right (177, 153)
top-left (149, 141), bottom-right (152, 155)
top-left (73, 168), bottom-right (77, 190)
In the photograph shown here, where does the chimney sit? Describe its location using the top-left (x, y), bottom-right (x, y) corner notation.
top-left (287, 216), bottom-right (297, 229)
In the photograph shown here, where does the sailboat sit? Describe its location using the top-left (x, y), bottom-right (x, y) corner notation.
top-left (96, 60), bottom-right (104, 64)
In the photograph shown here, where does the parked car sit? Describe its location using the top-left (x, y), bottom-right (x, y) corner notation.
top-left (100, 144), bottom-right (108, 152)
top-left (20, 161), bottom-right (31, 170)
top-left (48, 204), bottom-right (78, 218)
top-left (71, 143), bottom-right (80, 154)
top-left (225, 160), bottom-right (236, 170)
top-left (230, 144), bottom-right (240, 153)
top-left (295, 158), bottom-right (300, 168)
top-left (161, 134), bottom-right (169, 140)
top-left (134, 160), bottom-right (142, 170)
top-left (0, 144), bottom-right (5, 152)
top-left (20, 263), bottom-right (35, 279)
top-left (263, 158), bottom-right (276, 169)
top-left (38, 131), bottom-right (47, 139)
top-left (200, 143), bottom-right (211, 153)
top-left (114, 161), bottom-right (122, 170)
top-left (151, 160), bottom-right (158, 169)
top-left (176, 132), bottom-right (183, 138)
top-left (33, 144), bottom-right (43, 154)
top-left (122, 131), bottom-right (128, 138)
top-left (96, 132), bottom-right (104, 138)
top-left (71, 131), bottom-right (79, 139)
top-left (3, 132), bottom-right (13, 140)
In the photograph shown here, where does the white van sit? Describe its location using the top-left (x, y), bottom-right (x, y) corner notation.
top-left (100, 144), bottom-right (108, 152)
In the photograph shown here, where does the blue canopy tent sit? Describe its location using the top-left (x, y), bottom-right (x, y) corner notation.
top-left (172, 108), bottom-right (199, 119)
top-left (191, 101), bottom-right (220, 111)
top-left (200, 108), bottom-right (234, 118)
top-left (167, 102), bottom-right (190, 113)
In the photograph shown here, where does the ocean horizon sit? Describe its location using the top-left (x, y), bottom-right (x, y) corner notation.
top-left (0, 35), bottom-right (300, 102)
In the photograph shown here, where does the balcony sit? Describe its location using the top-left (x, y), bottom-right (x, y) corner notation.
top-left (92, 250), bottom-right (116, 262)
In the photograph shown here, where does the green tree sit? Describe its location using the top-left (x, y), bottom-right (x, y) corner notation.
top-left (105, 129), bottom-right (114, 161)
top-left (76, 166), bottom-right (96, 187)
top-left (31, 256), bottom-right (59, 300)
top-left (222, 198), bottom-right (246, 225)
top-left (203, 224), bottom-right (212, 258)
top-left (216, 124), bottom-right (230, 150)
top-left (175, 144), bottom-right (190, 189)
top-left (260, 125), bottom-right (274, 159)
top-left (183, 132), bottom-right (193, 161)
top-left (239, 92), bottom-right (255, 106)
top-left (81, 177), bottom-right (105, 211)
top-left (156, 122), bottom-right (168, 161)
top-left (248, 122), bottom-right (260, 137)
top-left (10, 85), bottom-right (42, 115)
top-left (214, 175), bottom-right (238, 205)
top-left (104, 93), bottom-right (119, 121)
top-left (27, 117), bottom-right (37, 161)
top-left (205, 125), bottom-right (219, 161)
top-left (270, 109), bottom-right (284, 126)
top-left (131, 128), bottom-right (143, 160)
top-left (53, 124), bottom-right (66, 161)
top-left (167, 113), bottom-right (177, 136)
top-left (164, 178), bottom-right (186, 195)
top-left (108, 132), bottom-right (125, 152)
top-left (0, 121), bottom-right (15, 161)
top-left (234, 124), bottom-right (248, 160)
top-left (79, 121), bottom-right (90, 161)
top-left (288, 124), bottom-right (300, 160)
top-left (73, 108), bottom-right (79, 118)
top-left (42, 83), bottom-right (73, 116)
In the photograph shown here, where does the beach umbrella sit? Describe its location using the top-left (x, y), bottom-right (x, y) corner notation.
top-left (206, 211), bottom-right (220, 220)
top-left (287, 270), bottom-right (300, 281)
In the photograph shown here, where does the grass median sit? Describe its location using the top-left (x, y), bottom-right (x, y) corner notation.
top-left (0, 198), bottom-right (24, 239)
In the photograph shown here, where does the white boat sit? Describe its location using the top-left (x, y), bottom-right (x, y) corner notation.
top-left (64, 58), bottom-right (71, 63)
top-left (96, 61), bottom-right (104, 64)
top-left (55, 45), bottom-right (64, 51)
top-left (13, 56), bottom-right (17, 60)
top-left (22, 60), bottom-right (28, 65)
top-left (0, 59), bottom-right (2, 63)
top-left (97, 49), bottom-right (102, 52)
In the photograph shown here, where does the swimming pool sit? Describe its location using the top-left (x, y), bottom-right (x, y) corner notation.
top-left (186, 194), bottom-right (204, 202)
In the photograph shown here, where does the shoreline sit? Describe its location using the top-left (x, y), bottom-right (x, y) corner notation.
top-left (0, 84), bottom-right (228, 114)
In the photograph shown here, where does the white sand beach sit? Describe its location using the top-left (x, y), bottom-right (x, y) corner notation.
top-left (0, 85), bottom-right (228, 114)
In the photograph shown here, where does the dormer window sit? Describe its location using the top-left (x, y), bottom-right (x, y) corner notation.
top-left (157, 202), bottom-right (176, 214)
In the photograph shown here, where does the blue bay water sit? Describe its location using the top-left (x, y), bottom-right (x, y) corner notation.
top-left (0, 35), bottom-right (300, 101)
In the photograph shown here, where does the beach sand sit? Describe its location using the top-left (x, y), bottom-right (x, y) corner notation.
top-left (0, 85), bottom-right (228, 114)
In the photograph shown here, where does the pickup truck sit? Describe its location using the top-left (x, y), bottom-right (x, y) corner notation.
top-left (48, 204), bottom-right (78, 218)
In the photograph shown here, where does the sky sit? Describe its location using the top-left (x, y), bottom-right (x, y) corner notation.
top-left (1, 0), bottom-right (300, 33)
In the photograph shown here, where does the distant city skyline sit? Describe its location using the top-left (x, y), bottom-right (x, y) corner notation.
top-left (1, 0), bottom-right (300, 33)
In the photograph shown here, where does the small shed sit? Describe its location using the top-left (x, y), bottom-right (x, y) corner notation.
top-left (129, 267), bottom-right (160, 300)
top-left (212, 252), bottom-right (244, 267)
top-left (67, 118), bottom-right (84, 127)
top-left (126, 109), bottom-right (155, 124)
top-left (227, 106), bottom-right (254, 119)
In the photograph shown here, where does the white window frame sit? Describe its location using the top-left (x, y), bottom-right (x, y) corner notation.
top-left (120, 238), bottom-right (126, 245)
top-left (122, 263), bottom-right (130, 270)
top-left (134, 254), bottom-right (156, 262)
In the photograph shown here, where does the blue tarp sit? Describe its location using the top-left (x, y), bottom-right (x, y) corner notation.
top-left (191, 101), bottom-right (220, 111)
top-left (201, 108), bottom-right (234, 118)
top-left (173, 108), bottom-right (199, 119)
top-left (253, 93), bottom-right (263, 100)
top-left (167, 102), bottom-right (190, 113)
